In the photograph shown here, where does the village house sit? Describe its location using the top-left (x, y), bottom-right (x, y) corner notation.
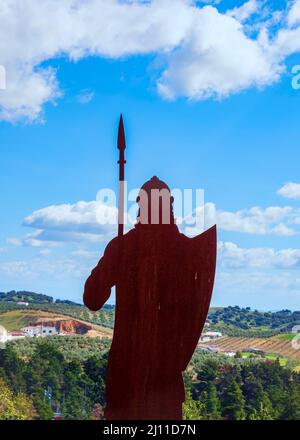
top-left (199, 331), bottom-right (222, 342)
top-left (9, 331), bottom-right (26, 340)
top-left (21, 325), bottom-right (58, 337)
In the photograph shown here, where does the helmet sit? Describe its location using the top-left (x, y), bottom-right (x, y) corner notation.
top-left (136, 176), bottom-right (174, 225)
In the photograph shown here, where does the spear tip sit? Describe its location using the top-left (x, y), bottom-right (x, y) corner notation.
top-left (117, 114), bottom-right (126, 151)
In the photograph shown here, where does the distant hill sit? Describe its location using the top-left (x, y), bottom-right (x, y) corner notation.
top-left (1, 290), bottom-right (299, 337)
top-left (0, 294), bottom-right (115, 330)
top-left (0, 290), bottom-right (54, 303)
top-left (207, 305), bottom-right (300, 336)
top-left (0, 290), bottom-right (82, 306)
top-left (0, 308), bottom-right (113, 339)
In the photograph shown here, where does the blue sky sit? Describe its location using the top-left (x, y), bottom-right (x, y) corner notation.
top-left (0, 0), bottom-right (300, 310)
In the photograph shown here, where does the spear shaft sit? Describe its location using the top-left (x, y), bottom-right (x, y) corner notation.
top-left (117, 114), bottom-right (126, 237)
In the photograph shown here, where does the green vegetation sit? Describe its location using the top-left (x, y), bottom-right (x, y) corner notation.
top-left (1, 294), bottom-right (299, 420)
top-left (0, 378), bottom-right (35, 420)
top-left (240, 352), bottom-right (288, 366)
top-left (277, 334), bottom-right (296, 341)
top-left (1, 338), bottom-right (299, 420)
top-left (0, 290), bottom-right (54, 304)
top-left (0, 309), bottom-right (42, 331)
top-left (0, 338), bottom-right (108, 419)
top-left (8, 335), bottom-right (111, 362)
top-left (208, 306), bottom-right (300, 337)
top-left (185, 350), bottom-right (300, 420)
top-left (0, 301), bottom-right (115, 329)
top-left (1, 295), bottom-right (299, 337)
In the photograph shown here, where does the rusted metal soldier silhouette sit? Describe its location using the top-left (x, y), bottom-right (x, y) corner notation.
top-left (83, 115), bottom-right (217, 420)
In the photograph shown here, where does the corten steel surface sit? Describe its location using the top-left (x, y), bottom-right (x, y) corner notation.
top-left (83, 117), bottom-right (217, 420)
top-left (84, 222), bottom-right (216, 419)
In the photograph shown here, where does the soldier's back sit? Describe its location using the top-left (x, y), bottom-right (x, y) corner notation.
top-left (105, 223), bottom-right (186, 419)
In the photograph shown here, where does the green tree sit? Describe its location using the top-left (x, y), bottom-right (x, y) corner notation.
top-left (282, 384), bottom-right (300, 420)
top-left (84, 355), bottom-right (107, 405)
top-left (183, 388), bottom-right (204, 420)
top-left (32, 342), bottom-right (65, 403)
top-left (242, 374), bottom-right (274, 419)
top-left (204, 382), bottom-right (221, 419)
top-left (31, 396), bottom-right (53, 420)
top-left (221, 379), bottom-right (246, 420)
top-left (3, 344), bottom-right (26, 393)
top-left (0, 378), bottom-right (34, 420)
top-left (61, 361), bottom-right (92, 419)
top-left (248, 393), bottom-right (274, 420)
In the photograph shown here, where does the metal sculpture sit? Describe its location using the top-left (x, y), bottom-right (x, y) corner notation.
top-left (83, 115), bottom-right (217, 420)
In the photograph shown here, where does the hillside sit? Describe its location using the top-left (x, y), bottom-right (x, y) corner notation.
top-left (200, 335), bottom-right (300, 362)
top-left (0, 308), bottom-right (113, 339)
top-left (0, 290), bottom-right (299, 338)
top-left (207, 305), bottom-right (300, 336)
top-left (0, 290), bottom-right (81, 306)
top-left (0, 299), bottom-right (115, 329)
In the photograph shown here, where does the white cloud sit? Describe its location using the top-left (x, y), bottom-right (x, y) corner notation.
top-left (76, 89), bottom-right (95, 104)
top-left (215, 239), bottom-right (300, 309)
top-left (1, 0), bottom-right (300, 121)
top-left (37, 249), bottom-right (52, 256)
top-left (288, 0), bottom-right (300, 27)
top-left (0, 66), bottom-right (61, 123)
top-left (182, 202), bottom-right (299, 236)
top-left (8, 230), bottom-right (60, 248)
top-left (278, 182), bottom-right (300, 200)
top-left (227, 0), bottom-right (259, 23)
top-left (23, 201), bottom-right (118, 232)
top-left (8, 195), bottom-right (300, 247)
top-left (158, 5), bottom-right (282, 100)
top-left (0, 0), bottom-right (191, 122)
top-left (6, 238), bottom-right (22, 247)
top-left (0, 257), bottom-right (89, 279)
top-left (218, 241), bottom-right (300, 269)
top-left (0, 261), bottom-right (32, 277)
top-left (8, 200), bottom-right (119, 245)
top-left (71, 249), bottom-right (99, 259)
top-left (198, 1), bottom-right (222, 4)
top-left (216, 269), bottom-right (300, 310)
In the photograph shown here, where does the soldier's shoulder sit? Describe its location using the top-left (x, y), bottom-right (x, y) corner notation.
top-left (124, 227), bottom-right (137, 238)
top-left (103, 235), bottom-right (119, 255)
top-left (104, 228), bottom-right (137, 253)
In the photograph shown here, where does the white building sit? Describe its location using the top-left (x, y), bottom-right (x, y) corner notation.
top-left (22, 325), bottom-right (41, 336)
top-left (41, 326), bottom-right (58, 336)
top-left (16, 301), bottom-right (29, 306)
top-left (22, 325), bottom-right (58, 337)
top-left (199, 331), bottom-right (222, 342)
top-left (224, 351), bottom-right (236, 357)
top-left (9, 331), bottom-right (26, 340)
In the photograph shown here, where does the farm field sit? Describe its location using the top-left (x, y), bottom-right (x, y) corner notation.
top-left (240, 352), bottom-right (288, 366)
top-left (201, 335), bottom-right (300, 361)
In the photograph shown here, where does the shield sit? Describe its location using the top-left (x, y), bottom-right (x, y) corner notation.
top-left (178, 224), bottom-right (217, 371)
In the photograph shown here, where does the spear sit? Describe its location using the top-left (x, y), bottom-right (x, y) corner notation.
top-left (117, 114), bottom-right (126, 237)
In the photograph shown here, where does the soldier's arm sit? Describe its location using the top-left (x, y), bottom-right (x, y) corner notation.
top-left (83, 237), bottom-right (119, 311)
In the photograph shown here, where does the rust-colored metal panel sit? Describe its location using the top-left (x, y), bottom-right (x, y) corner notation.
top-left (84, 223), bottom-right (216, 420)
